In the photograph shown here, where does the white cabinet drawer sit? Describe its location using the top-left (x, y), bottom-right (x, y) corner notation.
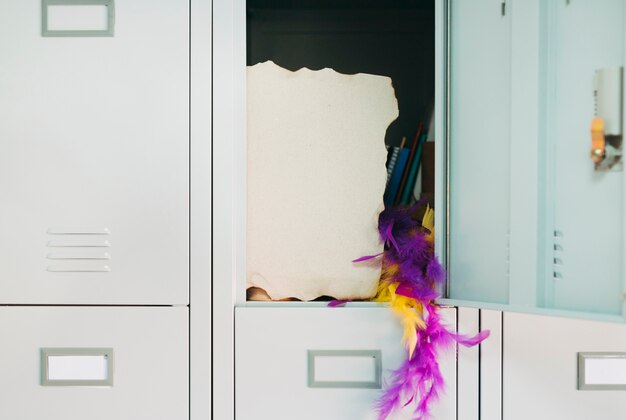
top-left (503, 312), bottom-right (626, 420)
top-left (0, 0), bottom-right (189, 305)
top-left (0, 306), bottom-right (188, 420)
top-left (235, 306), bottom-right (456, 420)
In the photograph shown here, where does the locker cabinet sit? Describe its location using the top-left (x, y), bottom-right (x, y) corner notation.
top-left (211, 0), bottom-right (626, 418)
top-left (0, 0), bottom-right (189, 305)
top-left (0, 1), bottom-right (194, 419)
top-left (213, 1), bottom-right (453, 418)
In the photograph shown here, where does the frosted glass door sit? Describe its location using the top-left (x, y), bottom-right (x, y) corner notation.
top-left (0, 0), bottom-right (189, 304)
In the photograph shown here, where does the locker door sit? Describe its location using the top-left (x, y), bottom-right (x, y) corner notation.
top-left (449, 0), bottom-right (512, 304)
top-left (0, 0), bottom-right (189, 304)
top-left (547, 0), bottom-right (625, 314)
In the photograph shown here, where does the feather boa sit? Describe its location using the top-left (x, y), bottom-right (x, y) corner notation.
top-left (336, 202), bottom-right (489, 419)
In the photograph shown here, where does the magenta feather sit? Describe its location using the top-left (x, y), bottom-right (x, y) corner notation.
top-left (453, 330), bottom-right (491, 348)
top-left (376, 310), bottom-right (449, 419)
top-left (376, 202), bottom-right (444, 289)
top-left (328, 299), bottom-right (350, 307)
top-left (426, 258), bottom-right (445, 286)
top-left (351, 203), bottom-right (489, 419)
top-left (352, 252), bottom-right (383, 263)
top-left (376, 304), bottom-right (488, 419)
top-left (394, 283), bottom-right (440, 302)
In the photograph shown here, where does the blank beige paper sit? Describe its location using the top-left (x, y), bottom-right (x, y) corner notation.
top-left (247, 61), bottom-right (398, 301)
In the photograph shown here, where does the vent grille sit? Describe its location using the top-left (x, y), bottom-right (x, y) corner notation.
top-left (553, 230), bottom-right (563, 279)
top-left (46, 229), bottom-right (111, 273)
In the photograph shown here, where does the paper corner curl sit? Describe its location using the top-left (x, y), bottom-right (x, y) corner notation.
top-left (247, 61), bottom-right (399, 301)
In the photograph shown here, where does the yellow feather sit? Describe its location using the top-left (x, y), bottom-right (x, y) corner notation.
top-left (374, 264), bottom-right (400, 302)
top-left (374, 240), bottom-right (434, 360)
top-left (373, 207), bottom-right (435, 359)
top-left (374, 281), bottom-right (391, 302)
top-left (384, 282), bottom-right (426, 359)
top-left (422, 205), bottom-right (435, 243)
top-left (383, 263), bottom-right (399, 277)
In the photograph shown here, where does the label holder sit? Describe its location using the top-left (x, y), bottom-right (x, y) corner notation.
top-left (307, 349), bottom-right (382, 389)
top-left (41, 347), bottom-right (114, 387)
top-left (42, 0), bottom-right (115, 37)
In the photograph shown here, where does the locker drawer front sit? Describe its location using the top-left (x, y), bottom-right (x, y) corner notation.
top-left (504, 312), bottom-right (626, 420)
top-left (0, 306), bottom-right (188, 420)
top-left (235, 306), bottom-right (456, 420)
top-left (0, 0), bottom-right (189, 305)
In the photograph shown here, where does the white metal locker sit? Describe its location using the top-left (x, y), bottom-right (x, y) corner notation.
top-left (0, 0), bottom-right (189, 304)
top-left (212, 0), bottom-right (455, 418)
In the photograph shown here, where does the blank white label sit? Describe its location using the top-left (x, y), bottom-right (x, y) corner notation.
top-left (585, 358), bottom-right (626, 385)
top-left (47, 5), bottom-right (109, 31)
top-left (47, 355), bottom-right (109, 381)
top-left (314, 355), bottom-right (377, 383)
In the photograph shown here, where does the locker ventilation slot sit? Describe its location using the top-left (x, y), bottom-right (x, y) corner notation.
top-left (553, 230), bottom-right (563, 279)
top-left (46, 229), bottom-right (111, 273)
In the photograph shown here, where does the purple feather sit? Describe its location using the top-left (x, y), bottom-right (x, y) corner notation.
top-left (327, 299), bottom-right (350, 307)
top-left (376, 308), bottom-right (448, 419)
top-left (352, 203), bottom-right (489, 419)
top-left (426, 258), bottom-right (446, 286)
top-left (376, 305), bottom-right (489, 419)
top-left (395, 283), bottom-right (440, 302)
top-left (352, 252), bottom-right (383, 263)
top-left (453, 330), bottom-right (491, 347)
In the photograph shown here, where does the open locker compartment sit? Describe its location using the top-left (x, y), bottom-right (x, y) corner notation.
top-left (243, 0), bottom-right (438, 304)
